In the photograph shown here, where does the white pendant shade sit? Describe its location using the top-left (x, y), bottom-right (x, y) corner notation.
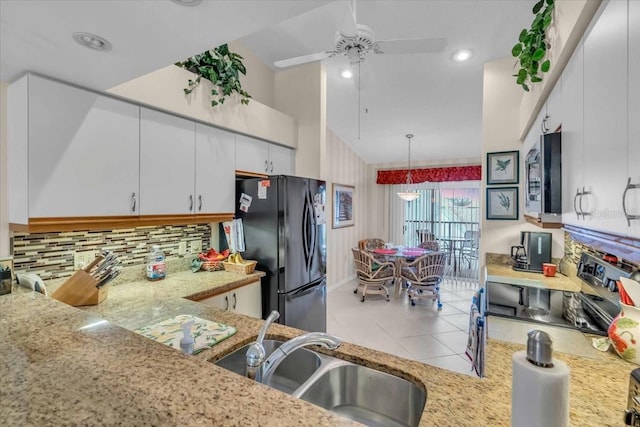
top-left (397, 191), bottom-right (420, 201)
top-left (397, 133), bottom-right (420, 202)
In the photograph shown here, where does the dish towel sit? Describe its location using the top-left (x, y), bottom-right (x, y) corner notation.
top-left (135, 314), bottom-right (237, 354)
top-left (465, 300), bottom-right (486, 377)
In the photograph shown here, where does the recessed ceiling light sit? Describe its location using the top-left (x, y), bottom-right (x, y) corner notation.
top-left (341, 69), bottom-right (353, 79)
top-left (72, 32), bottom-right (112, 52)
top-left (171, 0), bottom-right (202, 6)
top-left (452, 49), bottom-right (473, 63)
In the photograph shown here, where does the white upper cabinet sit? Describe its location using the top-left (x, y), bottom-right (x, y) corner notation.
top-left (11, 75), bottom-right (140, 220)
top-left (235, 134), bottom-right (294, 176)
top-left (561, 42), bottom-right (586, 228)
top-left (195, 124), bottom-right (236, 214)
top-left (582, 0), bottom-right (629, 236)
top-left (626, 0), bottom-right (640, 236)
top-left (268, 143), bottom-right (295, 175)
top-left (545, 80), bottom-right (563, 133)
top-left (140, 108), bottom-right (196, 215)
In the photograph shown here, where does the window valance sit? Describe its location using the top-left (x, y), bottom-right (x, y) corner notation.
top-left (376, 165), bottom-right (482, 184)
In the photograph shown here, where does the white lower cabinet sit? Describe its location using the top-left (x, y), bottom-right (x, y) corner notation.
top-left (198, 280), bottom-right (262, 319)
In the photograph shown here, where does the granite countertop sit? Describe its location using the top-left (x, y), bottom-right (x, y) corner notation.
top-left (486, 262), bottom-right (582, 292)
top-left (1, 267), bottom-right (634, 426)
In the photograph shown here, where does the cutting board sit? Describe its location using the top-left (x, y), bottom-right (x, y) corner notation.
top-left (135, 314), bottom-right (236, 354)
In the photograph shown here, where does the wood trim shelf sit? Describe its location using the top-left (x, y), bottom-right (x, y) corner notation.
top-left (235, 169), bottom-right (268, 179)
top-left (524, 214), bottom-right (563, 229)
top-left (10, 213), bottom-right (235, 233)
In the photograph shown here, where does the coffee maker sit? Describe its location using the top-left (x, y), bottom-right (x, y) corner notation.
top-left (511, 231), bottom-right (552, 272)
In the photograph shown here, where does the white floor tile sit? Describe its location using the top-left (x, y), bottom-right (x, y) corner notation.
top-left (420, 354), bottom-right (476, 377)
top-left (396, 334), bottom-right (458, 359)
top-left (432, 330), bottom-right (471, 354)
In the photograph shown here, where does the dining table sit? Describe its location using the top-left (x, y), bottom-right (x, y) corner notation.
top-left (370, 246), bottom-right (433, 298)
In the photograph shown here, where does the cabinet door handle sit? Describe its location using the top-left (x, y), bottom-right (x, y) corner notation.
top-left (198, 195), bottom-right (202, 211)
top-left (573, 188), bottom-right (580, 219)
top-left (224, 295), bottom-right (229, 311)
top-left (189, 195), bottom-right (194, 211)
top-left (131, 192), bottom-right (136, 213)
top-left (623, 177), bottom-right (640, 226)
top-left (264, 160), bottom-right (269, 172)
top-left (270, 161), bottom-right (274, 173)
top-left (232, 292), bottom-right (237, 310)
top-left (579, 187), bottom-right (591, 219)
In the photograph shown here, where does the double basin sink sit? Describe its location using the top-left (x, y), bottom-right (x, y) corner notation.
top-left (214, 340), bottom-right (426, 427)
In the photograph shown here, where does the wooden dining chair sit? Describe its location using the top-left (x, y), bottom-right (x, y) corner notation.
top-left (399, 252), bottom-right (446, 309)
top-left (351, 248), bottom-right (395, 302)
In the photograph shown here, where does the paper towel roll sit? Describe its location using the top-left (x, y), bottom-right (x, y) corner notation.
top-left (512, 350), bottom-right (570, 427)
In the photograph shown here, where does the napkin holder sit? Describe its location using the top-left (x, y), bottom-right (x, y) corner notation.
top-left (51, 270), bottom-right (107, 307)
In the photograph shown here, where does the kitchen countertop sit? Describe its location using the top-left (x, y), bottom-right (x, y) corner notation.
top-left (486, 262), bottom-right (582, 292)
top-left (1, 268), bottom-right (634, 426)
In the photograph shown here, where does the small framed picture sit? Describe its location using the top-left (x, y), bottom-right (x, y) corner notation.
top-left (487, 150), bottom-right (519, 185)
top-left (332, 183), bottom-right (354, 228)
top-left (486, 187), bottom-right (519, 220)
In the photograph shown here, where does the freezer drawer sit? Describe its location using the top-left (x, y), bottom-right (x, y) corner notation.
top-left (279, 278), bottom-right (326, 332)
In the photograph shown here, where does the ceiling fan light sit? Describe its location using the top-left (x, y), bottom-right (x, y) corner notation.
top-left (171, 0), bottom-right (202, 6)
top-left (341, 69), bottom-right (353, 79)
top-left (452, 49), bottom-right (472, 62)
top-left (397, 191), bottom-right (420, 202)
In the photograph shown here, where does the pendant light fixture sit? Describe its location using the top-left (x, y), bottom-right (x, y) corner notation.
top-left (397, 134), bottom-right (420, 202)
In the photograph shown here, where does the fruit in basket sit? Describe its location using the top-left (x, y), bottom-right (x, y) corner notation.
top-left (228, 252), bottom-right (245, 264)
top-left (198, 248), bottom-right (229, 262)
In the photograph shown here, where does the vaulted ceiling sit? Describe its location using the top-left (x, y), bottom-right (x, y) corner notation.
top-left (1, 0), bottom-right (533, 165)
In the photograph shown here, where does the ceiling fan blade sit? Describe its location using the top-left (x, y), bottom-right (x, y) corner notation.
top-left (274, 51), bottom-right (333, 68)
top-left (376, 37), bottom-right (447, 55)
top-left (336, 0), bottom-right (358, 38)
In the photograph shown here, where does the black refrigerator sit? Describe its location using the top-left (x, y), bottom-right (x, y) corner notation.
top-left (235, 175), bottom-right (327, 332)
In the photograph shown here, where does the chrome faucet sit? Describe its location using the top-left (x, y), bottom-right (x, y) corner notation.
top-left (246, 310), bottom-right (280, 381)
top-left (261, 332), bottom-right (341, 383)
top-left (245, 310), bottom-right (342, 383)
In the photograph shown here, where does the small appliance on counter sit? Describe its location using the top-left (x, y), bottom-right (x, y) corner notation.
top-left (511, 231), bottom-right (552, 273)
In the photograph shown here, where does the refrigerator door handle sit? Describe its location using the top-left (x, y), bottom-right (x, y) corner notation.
top-left (289, 277), bottom-right (324, 299)
top-left (307, 187), bottom-right (317, 266)
top-left (302, 195), bottom-right (310, 264)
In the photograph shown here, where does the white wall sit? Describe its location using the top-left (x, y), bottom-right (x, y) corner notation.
top-left (482, 59), bottom-right (565, 261)
top-left (326, 128), bottom-right (369, 288)
top-left (0, 82), bottom-right (8, 256)
top-left (227, 41), bottom-right (275, 108)
top-left (274, 63), bottom-right (326, 180)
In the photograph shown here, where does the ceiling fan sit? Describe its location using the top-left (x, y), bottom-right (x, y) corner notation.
top-left (273, 0), bottom-right (447, 72)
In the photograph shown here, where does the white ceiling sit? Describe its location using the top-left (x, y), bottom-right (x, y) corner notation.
top-left (1, 0), bottom-right (532, 166)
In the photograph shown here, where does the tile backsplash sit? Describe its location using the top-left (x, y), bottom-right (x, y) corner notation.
top-left (11, 224), bottom-right (212, 280)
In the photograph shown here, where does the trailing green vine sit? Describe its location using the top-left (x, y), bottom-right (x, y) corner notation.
top-left (511, 0), bottom-right (555, 91)
top-left (175, 44), bottom-right (251, 107)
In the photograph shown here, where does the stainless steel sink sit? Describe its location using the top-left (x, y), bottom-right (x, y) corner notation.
top-left (214, 340), bottom-right (426, 427)
top-left (296, 364), bottom-right (426, 427)
top-left (214, 340), bottom-right (321, 394)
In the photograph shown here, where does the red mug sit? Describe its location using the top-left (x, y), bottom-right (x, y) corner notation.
top-left (542, 263), bottom-right (557, 277)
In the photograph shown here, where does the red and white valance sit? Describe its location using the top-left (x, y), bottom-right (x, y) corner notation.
top-left (376, 165), bottom-right (482, 185)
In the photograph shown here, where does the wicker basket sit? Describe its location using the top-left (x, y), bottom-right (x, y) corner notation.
top-left (222, 260), bottom-right (257, 275)
top-left (201, 260), bottom-right (225, 272)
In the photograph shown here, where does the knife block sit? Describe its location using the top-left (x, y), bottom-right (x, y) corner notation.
top-left (51, 270), bottom-right (108, 307)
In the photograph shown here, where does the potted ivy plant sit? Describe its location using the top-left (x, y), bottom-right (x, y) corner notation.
top-left (511, 0), bottom-right (555, 91)
top-left (175, 44), bottom-right (251, 107)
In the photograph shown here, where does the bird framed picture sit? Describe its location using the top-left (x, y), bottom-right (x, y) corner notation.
top-left (486, 150), bottom-right (519, 185)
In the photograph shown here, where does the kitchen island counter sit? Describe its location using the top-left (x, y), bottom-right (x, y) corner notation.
top-left (1, 272), bottom-right (632, 426)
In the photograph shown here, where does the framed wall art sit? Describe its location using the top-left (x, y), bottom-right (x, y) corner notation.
top-left (486, 187), bottom-right (519, 220)
top-left (332, 183), bottom-right (354, 228)
top-left (486, 150), bottom-right (519, 185)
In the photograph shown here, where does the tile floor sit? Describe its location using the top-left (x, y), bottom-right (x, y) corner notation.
top-left (327, 278), bottom-right (601, 377)
top-left (326, 278), bottom-right (481, 377)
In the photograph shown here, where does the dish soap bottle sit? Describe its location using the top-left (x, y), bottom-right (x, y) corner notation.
top-left (180, 320), bottom-right (194, 355)
top-left (146, 245), bottom-right (166, 281)
top-left (512, 330), bottom-right (570, 427)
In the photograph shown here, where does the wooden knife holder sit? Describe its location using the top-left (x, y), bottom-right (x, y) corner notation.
top-left (51, 270), bottom-right (108, 307)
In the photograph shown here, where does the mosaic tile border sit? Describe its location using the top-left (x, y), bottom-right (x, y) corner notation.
top-left (11, 224), bottom-right (212, 280)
